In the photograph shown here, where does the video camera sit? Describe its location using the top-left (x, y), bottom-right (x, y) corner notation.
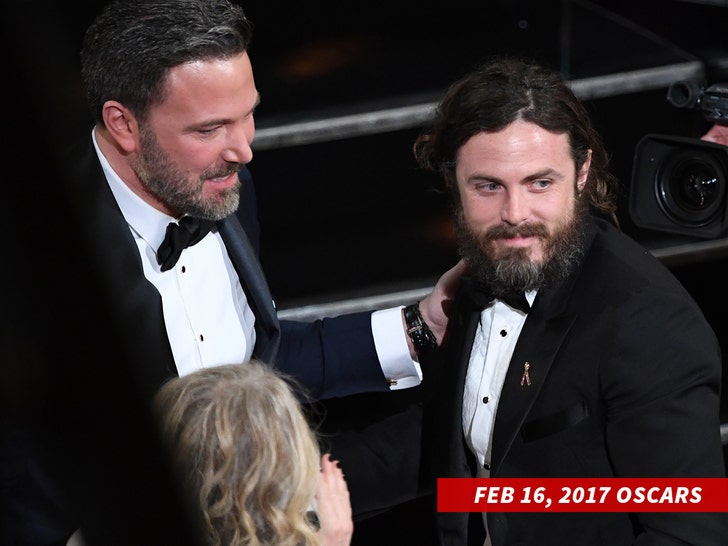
top-left (629, 80), bottom-right (728, 239)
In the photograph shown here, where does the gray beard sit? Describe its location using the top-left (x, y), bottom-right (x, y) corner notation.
top-left (455, 205), bottom-right (588, 296)
top-left (135, 127), bottom-right (241, 220)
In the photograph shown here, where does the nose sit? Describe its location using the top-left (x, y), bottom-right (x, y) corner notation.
top-left (500, 191), bottom-right (528, 225)
top-left (221, 123), bottom-right (255, 164)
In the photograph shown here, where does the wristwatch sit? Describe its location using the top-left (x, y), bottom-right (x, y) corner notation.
top-left (403, 302), bottom-right (439, 355)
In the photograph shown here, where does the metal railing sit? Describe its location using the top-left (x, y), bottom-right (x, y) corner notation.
top-left (253, 61), bottom-right (704, 152)
top-left (278, 236), bottom-right (728, 321)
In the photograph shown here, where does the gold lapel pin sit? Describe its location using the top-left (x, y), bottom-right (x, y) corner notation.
top-left (520, 362), bottom-right (532, 387)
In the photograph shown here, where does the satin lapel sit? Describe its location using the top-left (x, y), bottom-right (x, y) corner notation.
top-left (448, 309), bottom-right (481, 418)
top-left (76, 143), bottom-right (151, 285)
top-left (218, 217), bottom-right (281, 364)
top-left (65, 137), bottom-right (177, 398)
top-left (431, 300), bottom-right (482, 477)
top-left (490, 313), bottom-right (577, 474)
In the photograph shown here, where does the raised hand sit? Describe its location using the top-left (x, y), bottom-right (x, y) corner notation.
top-left (316, 453), bottom-right (353, 546)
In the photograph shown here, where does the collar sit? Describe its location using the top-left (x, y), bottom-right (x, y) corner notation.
top-left (92, 127), bottom-right (176, 252)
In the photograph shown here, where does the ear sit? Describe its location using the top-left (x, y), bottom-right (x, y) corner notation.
top-left (577, 149), bottom-right (592, 193)
top-left (101, 101), bottom-right (140, 154)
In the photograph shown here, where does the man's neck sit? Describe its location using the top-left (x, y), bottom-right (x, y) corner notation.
top-left (93, 126), bottom-right (173, 216)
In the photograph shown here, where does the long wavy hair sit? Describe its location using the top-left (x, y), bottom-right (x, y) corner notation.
top-left (153, 361), bottom-right (322, 546)
top-left (413, 56), bottom-right (619, 225)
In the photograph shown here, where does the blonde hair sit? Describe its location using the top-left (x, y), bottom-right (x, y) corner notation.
top-left (153, 361), bottom-right (322, 546)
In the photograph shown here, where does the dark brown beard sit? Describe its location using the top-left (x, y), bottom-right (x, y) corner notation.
top-left (455, 200), bottom-right (588, 295)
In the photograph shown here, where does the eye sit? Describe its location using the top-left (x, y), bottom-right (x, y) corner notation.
top-left (532, 179), bottom-right (551, 190)
top-left (197, 127), bottom-right (219, 136)
top-left (474, 181), bottom-right (501, 192)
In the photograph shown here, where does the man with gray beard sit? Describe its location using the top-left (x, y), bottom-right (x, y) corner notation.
top-left (0, 1), bottom-right (465, 544)
top-left (397, 56), bottom-right (728, 545)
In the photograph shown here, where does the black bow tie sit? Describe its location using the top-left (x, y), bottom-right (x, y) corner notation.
top-left (462, 277), bottom-right (531, 314)
top-left (157, 216), bottom-right (215, 271)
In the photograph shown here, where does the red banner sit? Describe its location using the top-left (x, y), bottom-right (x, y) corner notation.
top-left (437, 478), bottom-right (728, 512)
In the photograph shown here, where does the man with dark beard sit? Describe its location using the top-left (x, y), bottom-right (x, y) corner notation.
top-left (405, 57), bottom-right (728, 545)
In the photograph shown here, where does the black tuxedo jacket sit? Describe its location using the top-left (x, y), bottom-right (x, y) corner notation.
top-left (64, 135), bottom-right (389, 402)
top-left (1, 134), bottom-right (393, 545)
top-left (421, 217), bottom-right (728, 545)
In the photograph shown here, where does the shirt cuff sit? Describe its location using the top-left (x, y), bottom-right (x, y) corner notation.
top-left (371, 306), bottom-right (423, 390)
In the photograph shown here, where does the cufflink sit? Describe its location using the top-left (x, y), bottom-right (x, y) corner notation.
top-left (387, 378), bottom-right (398, 387)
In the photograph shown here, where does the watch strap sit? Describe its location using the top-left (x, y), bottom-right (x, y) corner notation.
top-left (403, 302), bottom-right (439, 355)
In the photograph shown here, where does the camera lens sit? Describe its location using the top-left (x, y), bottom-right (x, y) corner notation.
top-left (656, 150), bottom-right (726, 226)
top-left (666, 80), bottom-right (702, 109)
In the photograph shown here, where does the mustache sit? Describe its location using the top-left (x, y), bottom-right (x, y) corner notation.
top-left (484, 223), bottom-right (549, 240)
top-left (201, 163), bottom-right (243, 180)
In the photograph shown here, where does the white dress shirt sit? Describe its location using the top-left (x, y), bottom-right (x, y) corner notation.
top-left (462, 290), bottom-right (536, 546)
top-left (463, 292), bottom-right (536, 469)
top-left (93, 129), bottom-right (419, 385)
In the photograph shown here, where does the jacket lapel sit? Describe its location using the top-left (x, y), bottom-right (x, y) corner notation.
top-left (66, 137), bottom-right (176, 400)
top-left (426, 291), bottom-right (483, 480)
top-left (489, 303), bottom-right (577, 475)
top-left (218, 217), bottom-right (281, 364)
top-left (66, 137), bottom-right (282, 395)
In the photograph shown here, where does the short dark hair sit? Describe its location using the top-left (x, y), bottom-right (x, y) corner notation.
top-left (80, 0), bottom-right (253, 124)
top-left (413, 56), bottom-right (618, 221)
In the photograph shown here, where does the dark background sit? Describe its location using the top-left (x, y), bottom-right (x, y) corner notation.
top-left (4, 0), bottom-right (728, 544)
top-left (244, 0), bottom-right (728, 306)
top-left (11, 0), bottom-right (727, 304)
